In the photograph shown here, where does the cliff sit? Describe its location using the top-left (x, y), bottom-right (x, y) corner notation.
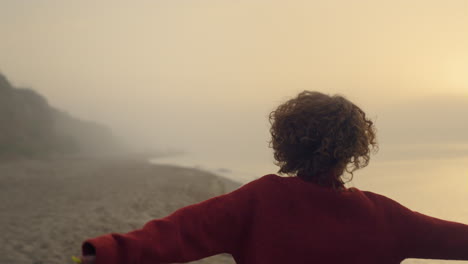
top-left (0, 73), bottom-right (121, 159)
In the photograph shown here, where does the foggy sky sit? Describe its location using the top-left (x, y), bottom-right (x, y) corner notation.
top-left (1, 0), bottom-right (467, 159)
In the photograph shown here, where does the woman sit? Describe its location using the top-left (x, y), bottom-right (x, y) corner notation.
top-left (79, 91), bottom-right (468, 264)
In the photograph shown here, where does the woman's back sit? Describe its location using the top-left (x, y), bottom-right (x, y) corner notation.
top-left (232, 174), bottom-right (398, 264)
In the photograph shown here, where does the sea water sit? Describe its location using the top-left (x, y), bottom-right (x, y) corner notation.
top-left (150, 149), bottom-right (277, 184)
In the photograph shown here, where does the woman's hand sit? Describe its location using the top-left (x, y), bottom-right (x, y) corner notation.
top-left (72, 255), bottom-right (96, 264)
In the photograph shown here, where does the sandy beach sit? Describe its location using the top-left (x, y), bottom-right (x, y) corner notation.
top-left (0, 158), bottom-right (240, 264)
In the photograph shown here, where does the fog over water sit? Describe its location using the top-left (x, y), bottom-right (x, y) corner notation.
top-left (1, 1), bottom-right (468, 263)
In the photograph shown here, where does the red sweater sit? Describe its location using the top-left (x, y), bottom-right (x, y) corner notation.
top-left (82, 174), bottom-right (468, 263)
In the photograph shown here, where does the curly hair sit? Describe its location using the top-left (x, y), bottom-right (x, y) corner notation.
top-left (269, 91), bottom-right (378, 192)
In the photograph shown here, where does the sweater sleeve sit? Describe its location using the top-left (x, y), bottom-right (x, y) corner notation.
top-left (81, 176), bottom-right (265, 264)
top-left (380, 194), bottom-right (468, 261)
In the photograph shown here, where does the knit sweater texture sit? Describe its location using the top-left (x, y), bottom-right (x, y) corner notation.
top-left (82, 174), bottom-right (468, 263)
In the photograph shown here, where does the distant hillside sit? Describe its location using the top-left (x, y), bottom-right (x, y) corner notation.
top-left (0, 73), bottom-right (121, 159)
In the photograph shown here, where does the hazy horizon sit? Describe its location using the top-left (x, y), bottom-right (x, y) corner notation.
top-left (1, 1), bottom-right (467, 156)
top-left (1, 0), bottom-right (467, 168)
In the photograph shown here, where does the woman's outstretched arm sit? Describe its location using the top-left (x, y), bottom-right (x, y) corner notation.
top-left (81, 176), bottom-right (267, 264)
top-left (379, 194), bottom-right (468, 261)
